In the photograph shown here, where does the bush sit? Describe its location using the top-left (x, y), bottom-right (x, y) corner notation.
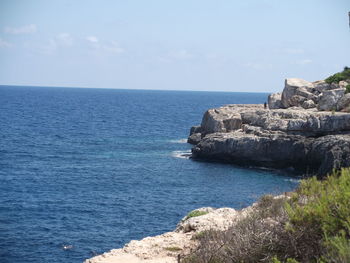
top-left (345, 84), bottom-right (350, 94)
top-left (325, 67), bottom-right (350, 84)
top-left (185, 210), bottom-right (209, 220)
top-left (183, 169), bottom-right (350, 263)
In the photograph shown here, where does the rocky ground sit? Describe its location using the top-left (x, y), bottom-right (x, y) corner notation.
top-left (85, 76), bottom-right (350, 262)
top-left (84, 206), bottom-right (258, 263)
top-left (189, 78), bottom-right (350, 176)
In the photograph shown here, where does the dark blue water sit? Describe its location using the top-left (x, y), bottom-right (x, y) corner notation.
top-left (0, 86), bottom-right (299, 263)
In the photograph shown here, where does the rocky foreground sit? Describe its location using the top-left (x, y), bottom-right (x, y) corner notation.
top-left (189, 78), bottom-right (350, 176)
top-left (85, 76), bottom-right (350, 262)
top-left (84, 201), bottom-right (270, 263)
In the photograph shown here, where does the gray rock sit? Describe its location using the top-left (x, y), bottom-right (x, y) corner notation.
top-left (317, 88), bottom-right (345, 111)
top-left (314, 80), bottom-right (332, 93)
top-left (192, 131), bottom-right (350, 176)
top-left (302, 99), bottom-right (316, 109)
top-left (190, 125), bottom-right (202, 136)
top-left (189, 104), bottom-right (350, 177)
top-left (339, 80), bottom-right (350, 89)
top-left (201, 106), bottom-right (245, 134)
top-left (268, 93), bottom-right (283, 109)
top-left (281, 78), bottom-right (314, 108)
top-left (337, 93), bottom-right (350, 111)
top-left (187, 133), bottom-right (202, 145)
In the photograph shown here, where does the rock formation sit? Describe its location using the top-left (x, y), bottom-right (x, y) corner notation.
top-left (84, 205), bottom-right (259, 263)
top-left (188, 77), bottom-right (350, 176)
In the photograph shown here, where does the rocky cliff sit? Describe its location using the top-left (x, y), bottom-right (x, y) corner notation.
top-left (84, 200), bottom-right (272, 263)
top-left (189, 77), bottom-right (350, 176)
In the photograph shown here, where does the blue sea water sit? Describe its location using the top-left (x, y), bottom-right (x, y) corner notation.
top-left (0, 86), bottom-right (299, 263)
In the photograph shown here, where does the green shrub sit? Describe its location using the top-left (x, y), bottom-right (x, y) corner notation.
top-left (285, 168), bottom-right (350, 262)
top-left (185, 210), bottom-right (209, 220)
top-left (345, 84), bottom-right (350, 94)
top-left (325, 67), bottom-right (350, 84)
top-left (183, 169), bottom-right (350, 263)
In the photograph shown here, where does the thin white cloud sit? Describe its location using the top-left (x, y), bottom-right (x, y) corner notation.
top-left (37, 33), bottom-right (74, 54)
top-left (296, 59), bottom-right (312, 65)
top-left (4, 24), bottom-right (37, 34)
top-left (86, 36), bottom-right (124, 55)
top-left (0, 38), bottom-right (12, 48)
top-left (103, 41), bottom-right (124, 54)
top-left (159, 49), bottom-right (194, 62)
top-left (168, 49), bottom-right (193, 60)
top-left (86, 36), bottom-right (99, 43)
top-left (56, 33), bottom-right (73, 46)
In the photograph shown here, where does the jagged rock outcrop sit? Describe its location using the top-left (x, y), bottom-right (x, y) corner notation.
top-left (268, 93), bottom-right (282, 109)
top-left (317, 88), bottom-right (345, 111)
top-left (188, 76), bottom-right (350, 176)
top-left (281, 78), bottom-right (315, 108)
top-left (337, 93), bottom-right (350, 111)
top-left (189, 104), bottom-right (350, 176)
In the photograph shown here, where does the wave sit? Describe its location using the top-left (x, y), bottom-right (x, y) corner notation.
top-left (284, 178), bottom-right (301, 183)
top-left (169, 138), bottom-right (188, 144)
top-left (171, 150), bottom-right (192, 159)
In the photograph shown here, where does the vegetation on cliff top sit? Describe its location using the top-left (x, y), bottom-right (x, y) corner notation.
top-left (325, 67), bottom-right (350, 84)
top-left (183, 168), bottom-right (350, 263)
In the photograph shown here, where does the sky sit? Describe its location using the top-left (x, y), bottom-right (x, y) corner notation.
top-left (0, 0), bottom-right (349, 92)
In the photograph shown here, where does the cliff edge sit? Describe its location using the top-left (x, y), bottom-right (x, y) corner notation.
top-left (189, 77), bottom-right (350, 176)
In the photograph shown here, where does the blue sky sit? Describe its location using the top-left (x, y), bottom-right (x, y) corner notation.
top-left (0, 0), bottom-right (349, 92)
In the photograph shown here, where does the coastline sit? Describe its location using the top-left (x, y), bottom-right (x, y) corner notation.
top-left (85, 76), bottom-right (350, 262)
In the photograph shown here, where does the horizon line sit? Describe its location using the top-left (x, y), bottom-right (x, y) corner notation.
top-left (0, 84), bottom-right (271, 94)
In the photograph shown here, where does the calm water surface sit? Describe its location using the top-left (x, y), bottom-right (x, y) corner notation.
top-left (0, 86), bottom-right (299, 263)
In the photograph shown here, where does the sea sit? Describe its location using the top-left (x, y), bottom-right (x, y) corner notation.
top-left (0, 86), bottom-right (300, 263)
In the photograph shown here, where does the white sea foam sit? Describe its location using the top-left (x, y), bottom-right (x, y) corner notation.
top-left (284, 178), bottom-right (301, 183)
top-left (169, 138), bottom-right (188, 144)
top-left (171, 150), bottom-right (192, 159)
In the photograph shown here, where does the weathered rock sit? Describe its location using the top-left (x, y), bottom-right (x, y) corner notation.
top-left (190, 126), bottom-right (201, 136)
top-left (337, 93), bottom-right (350, 112)
top-left (281, 78), bottom-right (314, 108)
top-left (339, 80), bottom-right (350, 89)
top-left (317, 88), bottom-right (345, 111)
top-left (201, 107), bottom-right (244, 134)
top-left (187, 133), bottom-right (201, 145)
top-left (302, 99), bottom-right (316, 109)
top-left (192, 131), bottom-right (350, 176)
top-left (314, 80), bottom-right (332, 93)
top-left (84, 206), bottom-right (250, 263)
top-left (189, 104), bottom-right (350, 176)
top-left (268, 93), bottom-right (282, 109)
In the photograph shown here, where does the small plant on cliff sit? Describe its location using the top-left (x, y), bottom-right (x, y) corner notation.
top-left (345, 84), bottom-right (350, 94)
top-left (165, 246), bottom-right (182, 252)
top-left (325, 67), bottom-right (350, 84)
top-left (185, 210), bottom-right (209, 220)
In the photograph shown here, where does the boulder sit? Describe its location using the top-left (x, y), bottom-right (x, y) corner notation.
top-left (268, 93), bottom-right (283, 109)
top-left (339, 80), bottom-right (350, 89)
top-left (337, 93), bottom-right (350, 112)
top-left (314, 80), bottom-right (332, 93)
top-left (190, 126), bottom-right (202, 136)
top-left (201, 108), bottom-right (242, 134)
top-left (187, 133), bottom-right (202, 145)
top-left (317, 88), bottom-right (345, 111)
top-left (281, 78), bottom-right (314, 108)
top-left (302, 99), bottom-right (316, 109)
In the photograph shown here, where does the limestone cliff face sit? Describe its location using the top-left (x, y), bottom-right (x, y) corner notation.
top-left (188, 78), bottom-right (350, 176)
